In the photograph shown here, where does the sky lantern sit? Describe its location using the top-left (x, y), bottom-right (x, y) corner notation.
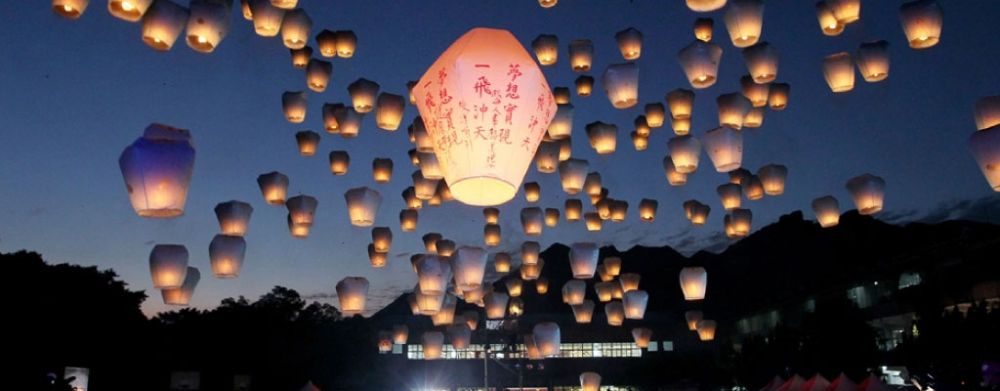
top-left (565, 199), bottom-right (583, 221)
top-left (281, 91), bottom-right (307, 123)
top-left (162, 266), bottom-right (200, 306)
top-left (678, 41), bottom-right (723, 89)
top-left (758, 164), bottom-right (788, 195)
top-left (484, 224), bottom-right (501, 246)
top-left (717, 93), bottom-right (752, 129)
top-left (686, 0), bottom-right (726, 12)
top-left (344, 187), bottom-right (382, 227)
top-left (632, 327), bottom-right (653, 348)
top-left (334, 30), bottom-right (357, 57)
top-left (579, 373), bottom-right (602, 391)
top-left (270, 0), bottom-right (296, 9)
top-left (680, 266), bottom-right (708, 300)
top-left (562, 279), bottom-right (587, 305)
top-left (286, 215), bottom-right (309, 238)
top-left (743, 42), bottom-right (778, 84)
top-left (569, 39), bottom-right (594, 72)
top-left (454, 246), bottom-right (487, 291)
top-left (595, 281), bottom-right (615, 302)
top-left (668, 136), bottom-right (701, 174)
top-left (638, 199), bottom-right (658, 221)
top-left (632, 132), bottom-right (649, 151)
top-left (595, 198), bottom-right (611, 220)
top-left (150, 244), bottom-right (189, 289)
top-left (615, 27), bottom-right (643, 60)
top-left (371, 158), bottom-right (394, 183)
top-left (140, 0), bottom-right (188, 51)
top-left (416, 255), bottom-right (452, 296)
top-left (119, 124), bottom-right (195, 218)
top-left (402, 187), bottom-right (422, 209)
top-left (584, 212), bottom-right (602, 231)
top-left (248, 0), bottom-right (283, 37)
top-left (702, 127), bottom-right (743, 172)
top-left (768, 82), bottom-right (790, 110)
top-left (826, 0), bottom-right (861, 25)
top-left (743, 107), bottom-right (765, 128)
top-left (586, 122), bottom-right (618, 154)
top-left (974, 96), bottom-right (1000, 131)
top-left (436, 239), bottom-right (456, 257)
top-left (305, 59), bottom-right (332, 92)
top-left (371, 226), bottom-right (392, 253)
top-left (547, 104), bottom-right (574, 140)
top-left (431, 295), bottom-right (457, 326)
top-left (811, 196), bottom-right (841, 227)
top-left (846, 173), bottom-right (886, 214)
top-left (348, 78), bottom-right (379, 113)
top-left (610, 200), bottom-right (628, 222)
top-left (322, 103), bottom-right (342, 133)
top-left (421, 232), bottom-right (444, 253)
top-left (524, 182), bottom-right (541, 202)
top-left (602, 63), bottom-right (639, 110)
top-left (559, 159), bottom-right (589, 194)
top-left (667, 89), bottom-right (696, 122)
top-left (553, 87), bottom-right (571, 104)
top-left (448, 324), bottom-right (472, 349)
top-left (724, 0), bottom-right (764, 48)
top-left (521, 258), bottom-right (544, 280)
top-left (856, 40), bottom-right (890, 82)
top-left (538, 0), bottom-right (557, 8)
top-left (292, 130), bottom-right (321, 157)
top-left (624, 290), bottom-right (649, 319)
top-left (412, 28), bottom-right (556, 206)
top-left (256, 171), bottom-right (288, 205)
top-left (411, 171), bottom-right (438, 200)
top-left (823, 52), bottom-right (855, 93)
top-left (505, 277), bottom-right (524, 297)
top-left (576, 75), bottom-right (595, 97)
top-left (729, 168), bottom-right (751, 185)
top-left (494, 252), bottom-right (512, 273)
top-left (568, 300), bottom-right (594, 323)
top-left (531, 34), bottom-right (558, 66)
top-left (545, 208), bottom-right (560, 227)
top-left (392, 325), bottom-right (409, 344)
top-left (634, 117), bottom-right (652, 139)
top-left (535, 141), bottom-right (560, 173)
top-left (286, 194), bottom-right (318, 227)
top-left (584, 172), bottom-right (602, 199)
top-left (375, 93), bottom-right (405, 131)
top-left (185, 0), bottom-right (230, 53)
top-left (743, 175), bottom-right (764, 200)
top-left (336, 108), bottom-right (363, 138)
top-left (208, 234), bottom-right (245, 278)
top-left (52, 0), bottom-right (89, 19)
top-left (485, 291), bottom-right (509, 319)
top-left (644, 104), bottom-right (666, 129)
top-left (482, 207), bottom-right (500, 224)
top-left (697, 320), bottom-right (717, 341)
top-left (694, 18), bottom-right (714, 41)
top-left (329, 150), bottom-right (350, 175)
top-left (421, 331), bottom-right (444, 360)
top-left (316, 29), bottom-right (336, 57)
top-left (399, 209), bottom-right (419, 233)
top-left (377, 332), bottom-right (393, 353)
top-left (280, 9), bottom-right (310, 49)
top-left (728, 208), bottom-right (753, 237)
top-left (740, 76), bottom-right (770, 108)
top-left (968, 125), bottom-right (1000, 191)
top-left (109, 0), bottom-right (153, 21)
top-left (417, 152), bottom-right (444, 180)
top-left (415, 285), bottom-right (444, 315)
top-left (569, 242), bottom-right (599, 279)
top-left (508, 297), bottom-right (525, 316)
top-left (521, 207), bottom-right (544, 236)
top-left (900, 0), bottom-right (943, 49)
top-left (690, 202), bottom-right (711, 225)
top-left (533, 322), bottom-right (561, 357)
top-left (685, 310), bottom-right (704, 331)
top-left (214, 200), bottom-right (253, 237)
top-left (605, 301), bottom-right (625, 326)
top-left (815, 2), bottom-right (844, 36)
top-left (335, 277), bottom-right (369, 316)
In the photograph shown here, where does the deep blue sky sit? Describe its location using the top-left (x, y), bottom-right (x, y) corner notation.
top-left (1, 1), bottom-right (998, 316)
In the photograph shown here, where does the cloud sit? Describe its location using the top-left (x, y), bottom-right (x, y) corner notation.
top-left (880, 195), bottom-right (1000, 225)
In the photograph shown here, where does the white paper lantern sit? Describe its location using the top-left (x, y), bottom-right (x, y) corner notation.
top-left (209, 234), bottom-right (245, 278)
top-left (569, 242), bottom-right (599, 279)
top-left (679, 266), bottom-right (708, 300)
top-left (150, 244), bottom-right (188, 289)
top-left (119, 124), bottom-right (195, 218)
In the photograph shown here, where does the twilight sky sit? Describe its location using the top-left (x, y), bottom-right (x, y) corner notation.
top-left (1, 1), bottom-right (998, 317)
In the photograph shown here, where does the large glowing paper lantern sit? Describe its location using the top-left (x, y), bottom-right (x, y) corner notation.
top-left (717, 93), bottom-right (752, 129)
top-left (280, 9), bottom-right (311, 49)
top-left (823, 52), bottom-right (855, 93)
top-left (562, 279), bottom-right (587, 305)
top-left (680, 266), bottom-right (708, 300)
top-left (53, 0), bottom-right (89, 19)
top-left (601, 63), bottom-right (639, 109)
top-left (758, 164), bottom-right (788, 195)
top-left (970, 126), bottom-right (1000, 191)
top-left (532, 34), bottom-right (559, 66)
top-left (209, 234), bottom-right (245, 278)
top-left (856, 41), bottom-right (890, 82)
top-left (162, 266), bottom-right (199, 306)
top-left (569, 242), bottom-right (599, 279)
top-left (668, 136), bottom-right (701, 174)
top-left (412, 28), bottom-right (556, 206)
top-left (141, 0), bottom-right (188, 51)
top-left (724, 0), bottom-right (764, 48)
top-left (334, 277), bottom-right (369, 316)
top-left (185, 0), bottom-right (230, 53)
top-left (900, 0), bottom-right (943, 49)
top-left (119, 124), bottom-right (195, 218)
top-left (215, 200), bottom-right (252, 236)
top-left (702, 127), bottom-right (743, 172)
top-left (687, 0), bottom-right (726, 12)
top-left (624, 290), bottom-right (649, 319)
top-left (533, 322), bottom-right (561, 357)
top-left (743, 42), bottom-right (778, 84)
top-left (344, 187), bottom-right (382, 227)
top-left (694, 18), bottom-right (714, 41)
top-left (150, 244), bottom-right (189, 289)
top-left (615, 27), bottom-right (643, 60)
top-left (678, 41), bottom-right (723, 89)
top-left (846, 173), bottom-right (886, 214)
top-left (811, 195), bottom-right (841, 227)
top-left (421, 331), bottom-right (444, 360)
top-left (257, 171), bottom-right (289, 205)
top-left (975, 97), bottom-right (1000, 131)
